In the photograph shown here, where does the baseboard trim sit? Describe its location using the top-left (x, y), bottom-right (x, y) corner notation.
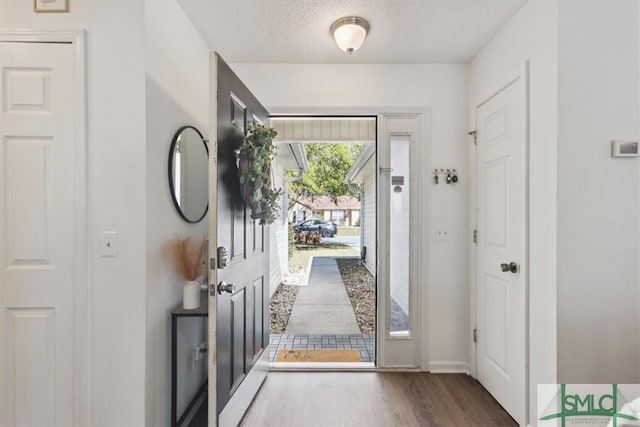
top-left (427, 361), bottom-right (471, 374)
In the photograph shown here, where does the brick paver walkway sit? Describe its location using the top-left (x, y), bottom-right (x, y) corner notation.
top-left (270, 334), bottom-right (375, 363)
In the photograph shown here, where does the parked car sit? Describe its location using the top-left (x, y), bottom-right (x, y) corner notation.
top-left (293, 219), bottom-right (338, 237)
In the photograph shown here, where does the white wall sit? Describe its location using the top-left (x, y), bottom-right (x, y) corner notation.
top-left (361, 157), bottom-right (377, 275)
top-left (556, 0), bottom-right (640, 384)
top-left (231, 62), bottom-right (470, 371)
top-left (0, 1), bottom-right (147, 424)
top-left (269, 161), bottom-right (286, 297)
top-left (471, 0), bottom-right (640, 421)
top-left (145, 0), bottom-right (210, 425)
top-left (0, 0), bottom-right (214, 424)
top-left (469, 0), bottom-right (559, 422)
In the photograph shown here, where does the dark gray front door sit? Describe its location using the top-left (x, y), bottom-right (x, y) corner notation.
top-left (215, 54), bottom-right (270, 416)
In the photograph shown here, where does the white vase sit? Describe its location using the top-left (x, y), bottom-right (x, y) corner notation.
top-left (183, 280), bottom-right (200, 309)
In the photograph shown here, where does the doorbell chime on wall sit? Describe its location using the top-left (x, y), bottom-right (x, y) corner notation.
top-left (433, 168), bottom-right (458, 185)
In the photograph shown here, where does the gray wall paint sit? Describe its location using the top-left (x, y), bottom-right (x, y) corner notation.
top-left (145, 0), bottom-right (210, 424)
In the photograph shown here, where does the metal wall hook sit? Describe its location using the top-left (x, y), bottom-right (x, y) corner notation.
top-left (433, 167), bottom-right (459, 185)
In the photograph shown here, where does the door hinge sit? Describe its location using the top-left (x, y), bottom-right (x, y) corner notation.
top-left (473, 328), bottom-right (477, 343)
top-left (468, 130), bottom-right (477, 145)
top-left (473, 229), bottom-right (477, 244)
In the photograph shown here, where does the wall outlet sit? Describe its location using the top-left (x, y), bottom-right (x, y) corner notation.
top-left (435, 225), bottom-right (449, 241)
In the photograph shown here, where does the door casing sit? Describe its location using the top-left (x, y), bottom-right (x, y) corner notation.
top-left (267, 107), bottom-right (431, 371)
top-left (377, 113), bottom-right (424, 368)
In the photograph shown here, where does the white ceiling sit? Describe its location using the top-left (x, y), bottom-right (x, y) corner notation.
top-left (177, 0), bottom-right (527, 64)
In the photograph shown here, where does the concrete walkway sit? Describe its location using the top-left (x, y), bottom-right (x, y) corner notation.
top-left (285, 257), bottom-right (361, 335)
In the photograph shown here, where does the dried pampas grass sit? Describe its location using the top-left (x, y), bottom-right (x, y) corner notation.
top-left (167, 236), bottom-right (206, 281)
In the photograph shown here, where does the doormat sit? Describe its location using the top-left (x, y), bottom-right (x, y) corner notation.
top-left (275, 349), bottom-right (360, 363)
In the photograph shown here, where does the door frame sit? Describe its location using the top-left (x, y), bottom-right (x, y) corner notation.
top-left (268, 106), bottom-right (431, 371)
top-left (469, 62), bottom-right (530, 422)
top-left (0, 29), bottom-right (89, 425)
top-left (207, 53), bottom-right (220, 425)
top-left (376, 113), bottom-right (424, 368)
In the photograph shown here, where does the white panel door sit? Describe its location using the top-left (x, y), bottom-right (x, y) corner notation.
top-left (476, 76), bottom-right (526, 425)
top-left (0, 41), bottom-right (77, 426)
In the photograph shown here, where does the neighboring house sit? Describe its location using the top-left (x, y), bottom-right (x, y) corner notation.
top-left (345, 143), bottom-right (376, 275)
top-left (288, 199), bottom-right (312, 223)
top-left (289, 195), bottom-right (360, 226)
top-left (270, 142), bottom-right (307, 297)
top-left (273, 117), bottom-right (375, 227)
top-left (347, 142), bottom-right (413, 331)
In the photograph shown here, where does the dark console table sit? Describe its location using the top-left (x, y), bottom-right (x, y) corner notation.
top-left (171, 294), bottom-right (208, 427)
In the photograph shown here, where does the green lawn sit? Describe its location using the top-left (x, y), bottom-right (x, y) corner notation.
top-left (338, 226), bottom-right (360, 237)
top-left (289, 243), bottom-right (358, 270)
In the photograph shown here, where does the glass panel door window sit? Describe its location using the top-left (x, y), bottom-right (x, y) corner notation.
top-left (388, 136), bottom-right (410, 336)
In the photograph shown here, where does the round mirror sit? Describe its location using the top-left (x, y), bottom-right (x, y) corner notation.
top-left (168, 126), bottom-right (209, 223)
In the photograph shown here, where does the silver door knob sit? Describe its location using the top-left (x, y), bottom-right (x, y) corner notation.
top-left (500, 262), bottom-right (519, 274)
top-left (217, 281), bottom-right (236, 294)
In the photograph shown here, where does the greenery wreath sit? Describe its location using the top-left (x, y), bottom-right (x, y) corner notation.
top-left (238, 123), bottom-right (283, 225)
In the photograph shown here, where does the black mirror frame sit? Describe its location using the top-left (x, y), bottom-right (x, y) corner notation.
top-left (168, 125), bottom-right (209, 224)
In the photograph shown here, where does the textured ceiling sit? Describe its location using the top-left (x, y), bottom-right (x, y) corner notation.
top-left (176, 0), bottom-right (527, 63)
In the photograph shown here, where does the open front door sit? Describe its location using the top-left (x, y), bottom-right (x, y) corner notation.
top-left (208, 53), bottom-right (270, 426)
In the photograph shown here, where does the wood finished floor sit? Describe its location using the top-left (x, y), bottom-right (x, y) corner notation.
top-left (240, 372), bottom-right (517, 427)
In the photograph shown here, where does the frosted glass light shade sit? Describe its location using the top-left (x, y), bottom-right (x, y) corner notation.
top-left (331, 17), bottom-right (370, 54)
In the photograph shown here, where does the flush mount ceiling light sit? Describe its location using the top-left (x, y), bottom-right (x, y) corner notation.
top-left (330, 16), bottom-right (370, 55)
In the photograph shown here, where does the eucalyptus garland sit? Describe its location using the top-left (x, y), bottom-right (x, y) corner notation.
top-left (238, 124), bottom-right (283, 225)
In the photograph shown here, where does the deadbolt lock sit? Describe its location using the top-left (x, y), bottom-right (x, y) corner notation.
top-left (217, 247), bottom-right (229, 269)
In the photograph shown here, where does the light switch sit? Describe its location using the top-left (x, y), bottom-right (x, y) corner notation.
top-left (101, 231), bottom-right (118, 257)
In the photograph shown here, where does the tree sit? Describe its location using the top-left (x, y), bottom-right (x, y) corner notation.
top-left (288, 143), bottom-right (363, 208)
